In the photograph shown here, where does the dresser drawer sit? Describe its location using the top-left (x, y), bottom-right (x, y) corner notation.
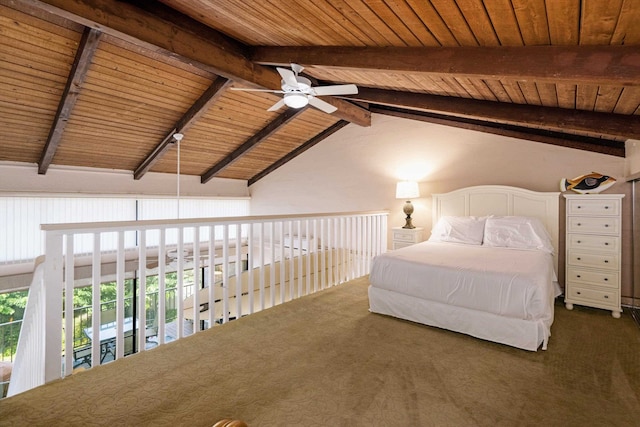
top-left (567, 234), bottom-right (619, 252)
top-left (567, 250), bottom-right (619, 270)
top-left (393, 230), bottom-right (421, 243)
top-left (567, 285), bottom-right (618, 308)
top-left (567, 216), bottom-right (620, 235)
top-left (566, 267), bottom-right (619, 289)
top-left (566, 198), bottom-right (620, 216)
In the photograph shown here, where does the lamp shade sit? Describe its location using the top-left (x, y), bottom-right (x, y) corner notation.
top-left (396, 181), bottom-right (420, 199)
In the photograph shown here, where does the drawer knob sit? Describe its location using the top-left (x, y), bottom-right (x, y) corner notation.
top-left (576, 275), bottom-right (581, 278)
top-left (577, 257), bottom-right (581, 261)
top-left (577, 206), bottom-right (582, 209)
top-left (604, 260), bottom-right (609, 263)
top-left (577, 291), bottom-right (581, 295)
top-left (577, 223), bottom-right (581, 226)
top-left (605, 206), bottom-right (609, 209)
top-left (604, 295), bottom-right (609, 299)
top-left (577, 240), bottom-right (581, 243)
top-left (605, 224), bottom-right (609, 228)
top-left (605, 242), bottom-right (609, 246)
top-left (604, 278), bottom-right (608, 282)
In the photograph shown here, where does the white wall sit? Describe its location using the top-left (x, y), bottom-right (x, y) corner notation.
top-left (626, 139), bottom-right (640, 177)
top-left (0, 162), bottom-right (249, 198)
top-left (250, 113), bottom-right (627, 232)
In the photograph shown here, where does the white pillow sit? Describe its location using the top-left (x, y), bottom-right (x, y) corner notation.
top-left (428, 216), bottom-right (486, 245)
top-left (483, 216), bottom-right (554, 253)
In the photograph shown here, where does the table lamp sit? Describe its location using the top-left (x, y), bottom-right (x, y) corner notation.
top-left (396, 181), bottom-right (420, 229)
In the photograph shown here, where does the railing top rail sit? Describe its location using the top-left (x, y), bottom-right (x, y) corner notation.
top-left (40, 211), bottom-right (390, 234)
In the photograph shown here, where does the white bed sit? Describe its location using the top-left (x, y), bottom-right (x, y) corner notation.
top-left (368, 185), bottom-right (561, 351)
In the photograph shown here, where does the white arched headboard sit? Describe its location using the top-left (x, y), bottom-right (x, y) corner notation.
top-left (432, 185), bottom-right (560, 272)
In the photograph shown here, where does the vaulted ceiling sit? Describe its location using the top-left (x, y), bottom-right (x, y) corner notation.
top-left (1, 0), bottom-right (638, 186)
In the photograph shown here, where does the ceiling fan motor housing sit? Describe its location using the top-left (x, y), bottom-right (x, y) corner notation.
top-left (282, 76), bottom-right (312, 93)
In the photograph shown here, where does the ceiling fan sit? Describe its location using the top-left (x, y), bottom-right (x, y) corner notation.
top-left (231, 64), bottom-right (358, 114)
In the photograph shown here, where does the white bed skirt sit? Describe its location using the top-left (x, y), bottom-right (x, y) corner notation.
top-left (368, 286), bottom-right (549, 351)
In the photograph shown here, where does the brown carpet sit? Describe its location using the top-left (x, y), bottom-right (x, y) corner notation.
top-left (1, 277), bottom-right (639, 426)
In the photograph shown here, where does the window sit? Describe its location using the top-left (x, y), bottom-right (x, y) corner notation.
top-left (0, 196), bottom-right (250, 264)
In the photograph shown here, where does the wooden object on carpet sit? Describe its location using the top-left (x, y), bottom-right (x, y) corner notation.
top-left (213, 419), bottom-right (247, 427)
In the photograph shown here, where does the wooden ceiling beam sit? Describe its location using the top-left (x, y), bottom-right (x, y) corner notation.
top-left (252, 45), bottom-right (640, 86)
top-left (201, 108), bottom-right (307, 184)
top-left (122, 0), bottom-right (250, 59)
top-left (371, 106), bottom-right (625, 157)
top-left (27, 0), bottom-right (370, 127)
top-left (350, 88), bottom-right (640, 140)
top-left (248, 120), bottom-right (350, 186)
top-left (38, 27), bottom-right (102, 175)
top-left (134, 77), bottom-right (232, 180)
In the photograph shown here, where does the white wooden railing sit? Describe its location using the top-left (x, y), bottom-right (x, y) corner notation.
top-left (8, 211), bottom-right (387, 396)
top-left (6, 257), bottom-right (46, 396)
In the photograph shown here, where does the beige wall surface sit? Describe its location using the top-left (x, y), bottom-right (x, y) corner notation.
top-left (249, 113), bottom-right (632, 300)
top-left (626, 139), bottom-right (640, 177)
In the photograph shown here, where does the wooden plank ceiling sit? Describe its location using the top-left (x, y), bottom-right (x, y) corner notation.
top-left (1, 0), bottom-right (638, 185)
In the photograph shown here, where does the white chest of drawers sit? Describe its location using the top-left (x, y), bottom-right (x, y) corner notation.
top-left (392, 227), bottom-right (424, 249)
top-left (564, 194), bottom-right (624, 318)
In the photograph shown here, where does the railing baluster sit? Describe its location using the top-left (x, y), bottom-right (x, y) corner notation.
top-left (138, 229), bottom-right (147, 353)
top-left (288, 221), bottom-right (294, 300)
top-left (339, 217), bottom-right (343, 283)
top-left (310, 219), bottom-right (315, 294)
top-left (158, 230), bottom-right (166, 346)
top-left (235, 223), bottom-right (242, 319)
top-left (208, 226), bottom-right (215, 327)
top-left (258, 222), bottom-right (265, 311)
top-left (298, 220), bottom-right (304, 297)
top-left (327, 219), bottom-right (332, 287)
top-left (176, 227), bottom-right (184, 339)
top-left (357, 216), bottom-right (361, 279)
top-left (222, 224), bottom-right (229, 324)
top-left (338, 217), bottom-right (342, 283)
top-left (269, 222), bottom-right (275, 308)
top-left (115, 230), bottom-right (125, 359)
top-left (279, 221), bottom-right (285, 304)
top-left (193, 226), bottom-right (201, 332)
top-left (64, 236), bottom-right (74, 376)
top-left (247, 223), bottom-right (254, 315)
top-left (43, 232), bottom-right (64, 385)
top-left (352, 217), bottom-right (357, 281)
top-left (320, 218), bottom-right (326, 291)
top-left (91, 233), bottom-right (101, 367)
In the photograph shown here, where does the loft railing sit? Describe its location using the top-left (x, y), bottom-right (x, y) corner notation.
top-left (7, 257), bottom-right (46, 396)
top-left (8, 211), bottom-right (388, 396)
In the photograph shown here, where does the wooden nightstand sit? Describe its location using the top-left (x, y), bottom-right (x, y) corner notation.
top-left (392, 227), bottom-right (424, 249)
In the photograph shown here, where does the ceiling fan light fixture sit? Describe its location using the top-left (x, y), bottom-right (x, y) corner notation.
top-left (283, 92), bottom-right (308, 109)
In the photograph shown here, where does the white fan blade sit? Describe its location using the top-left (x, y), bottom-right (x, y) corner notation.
top-left (230, 87), bottom-right (284, 93)
top-left (277, 67), bottom-right (299, 88)
top-left (267, 98), bottom-right (286, 112)
top-left (291, 63), bottom-right (305, 75)
top-left (312, 84), bottom-right (359, 96)
top-left (308, 96), bottom-right (337, 114)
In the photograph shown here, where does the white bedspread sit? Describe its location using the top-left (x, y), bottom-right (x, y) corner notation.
top-left (369, 241), bottom-right (560, 322)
